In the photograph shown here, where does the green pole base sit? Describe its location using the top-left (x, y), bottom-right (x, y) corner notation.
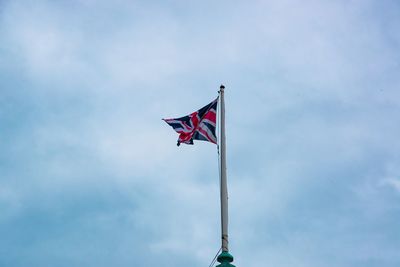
top-left (216, 251), bottom-right (235, 267)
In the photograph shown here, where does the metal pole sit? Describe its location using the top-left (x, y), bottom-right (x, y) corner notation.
top-left (219, 85), bottom-right (229, 252)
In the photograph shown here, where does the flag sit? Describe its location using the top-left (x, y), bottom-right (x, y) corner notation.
top-left (163, 97), bottom-right (218, 146)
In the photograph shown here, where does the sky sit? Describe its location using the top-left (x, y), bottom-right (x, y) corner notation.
top-left (1, 0), bottom-right (400, 266)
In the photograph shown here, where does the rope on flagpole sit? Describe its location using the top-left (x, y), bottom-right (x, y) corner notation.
top-left (208, 247), bottom-right (222, 267)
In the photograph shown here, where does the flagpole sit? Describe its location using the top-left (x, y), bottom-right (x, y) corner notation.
top-left (219, 85), bottom-right (229, 252)
top-left (217, 85), bottom-right (235, 266)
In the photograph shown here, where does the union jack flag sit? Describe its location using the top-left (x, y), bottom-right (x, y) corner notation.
top-left (163, 97), bottom-right (218, 146)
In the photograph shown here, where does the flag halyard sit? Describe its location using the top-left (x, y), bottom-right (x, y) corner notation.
top-left (163, 97), bottom-right (218, 146)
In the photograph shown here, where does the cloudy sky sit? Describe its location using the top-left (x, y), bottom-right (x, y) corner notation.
top-left (1, 0), bottom-right (400, 266)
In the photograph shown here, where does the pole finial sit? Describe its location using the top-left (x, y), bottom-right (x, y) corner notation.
top-left (220, 84), bottom-right (225, 90)
top-left (216, 251), bottom-right (235, 267)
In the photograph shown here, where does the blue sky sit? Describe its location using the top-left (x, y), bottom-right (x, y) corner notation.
top-left (1, 1), bottom-right (400, 266)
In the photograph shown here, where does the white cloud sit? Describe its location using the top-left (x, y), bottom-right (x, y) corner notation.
top-left (382, 178), bottom-right (400, 192)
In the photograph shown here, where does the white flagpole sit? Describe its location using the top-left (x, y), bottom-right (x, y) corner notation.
top-left (219, 85), bottom-right (229, 252)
